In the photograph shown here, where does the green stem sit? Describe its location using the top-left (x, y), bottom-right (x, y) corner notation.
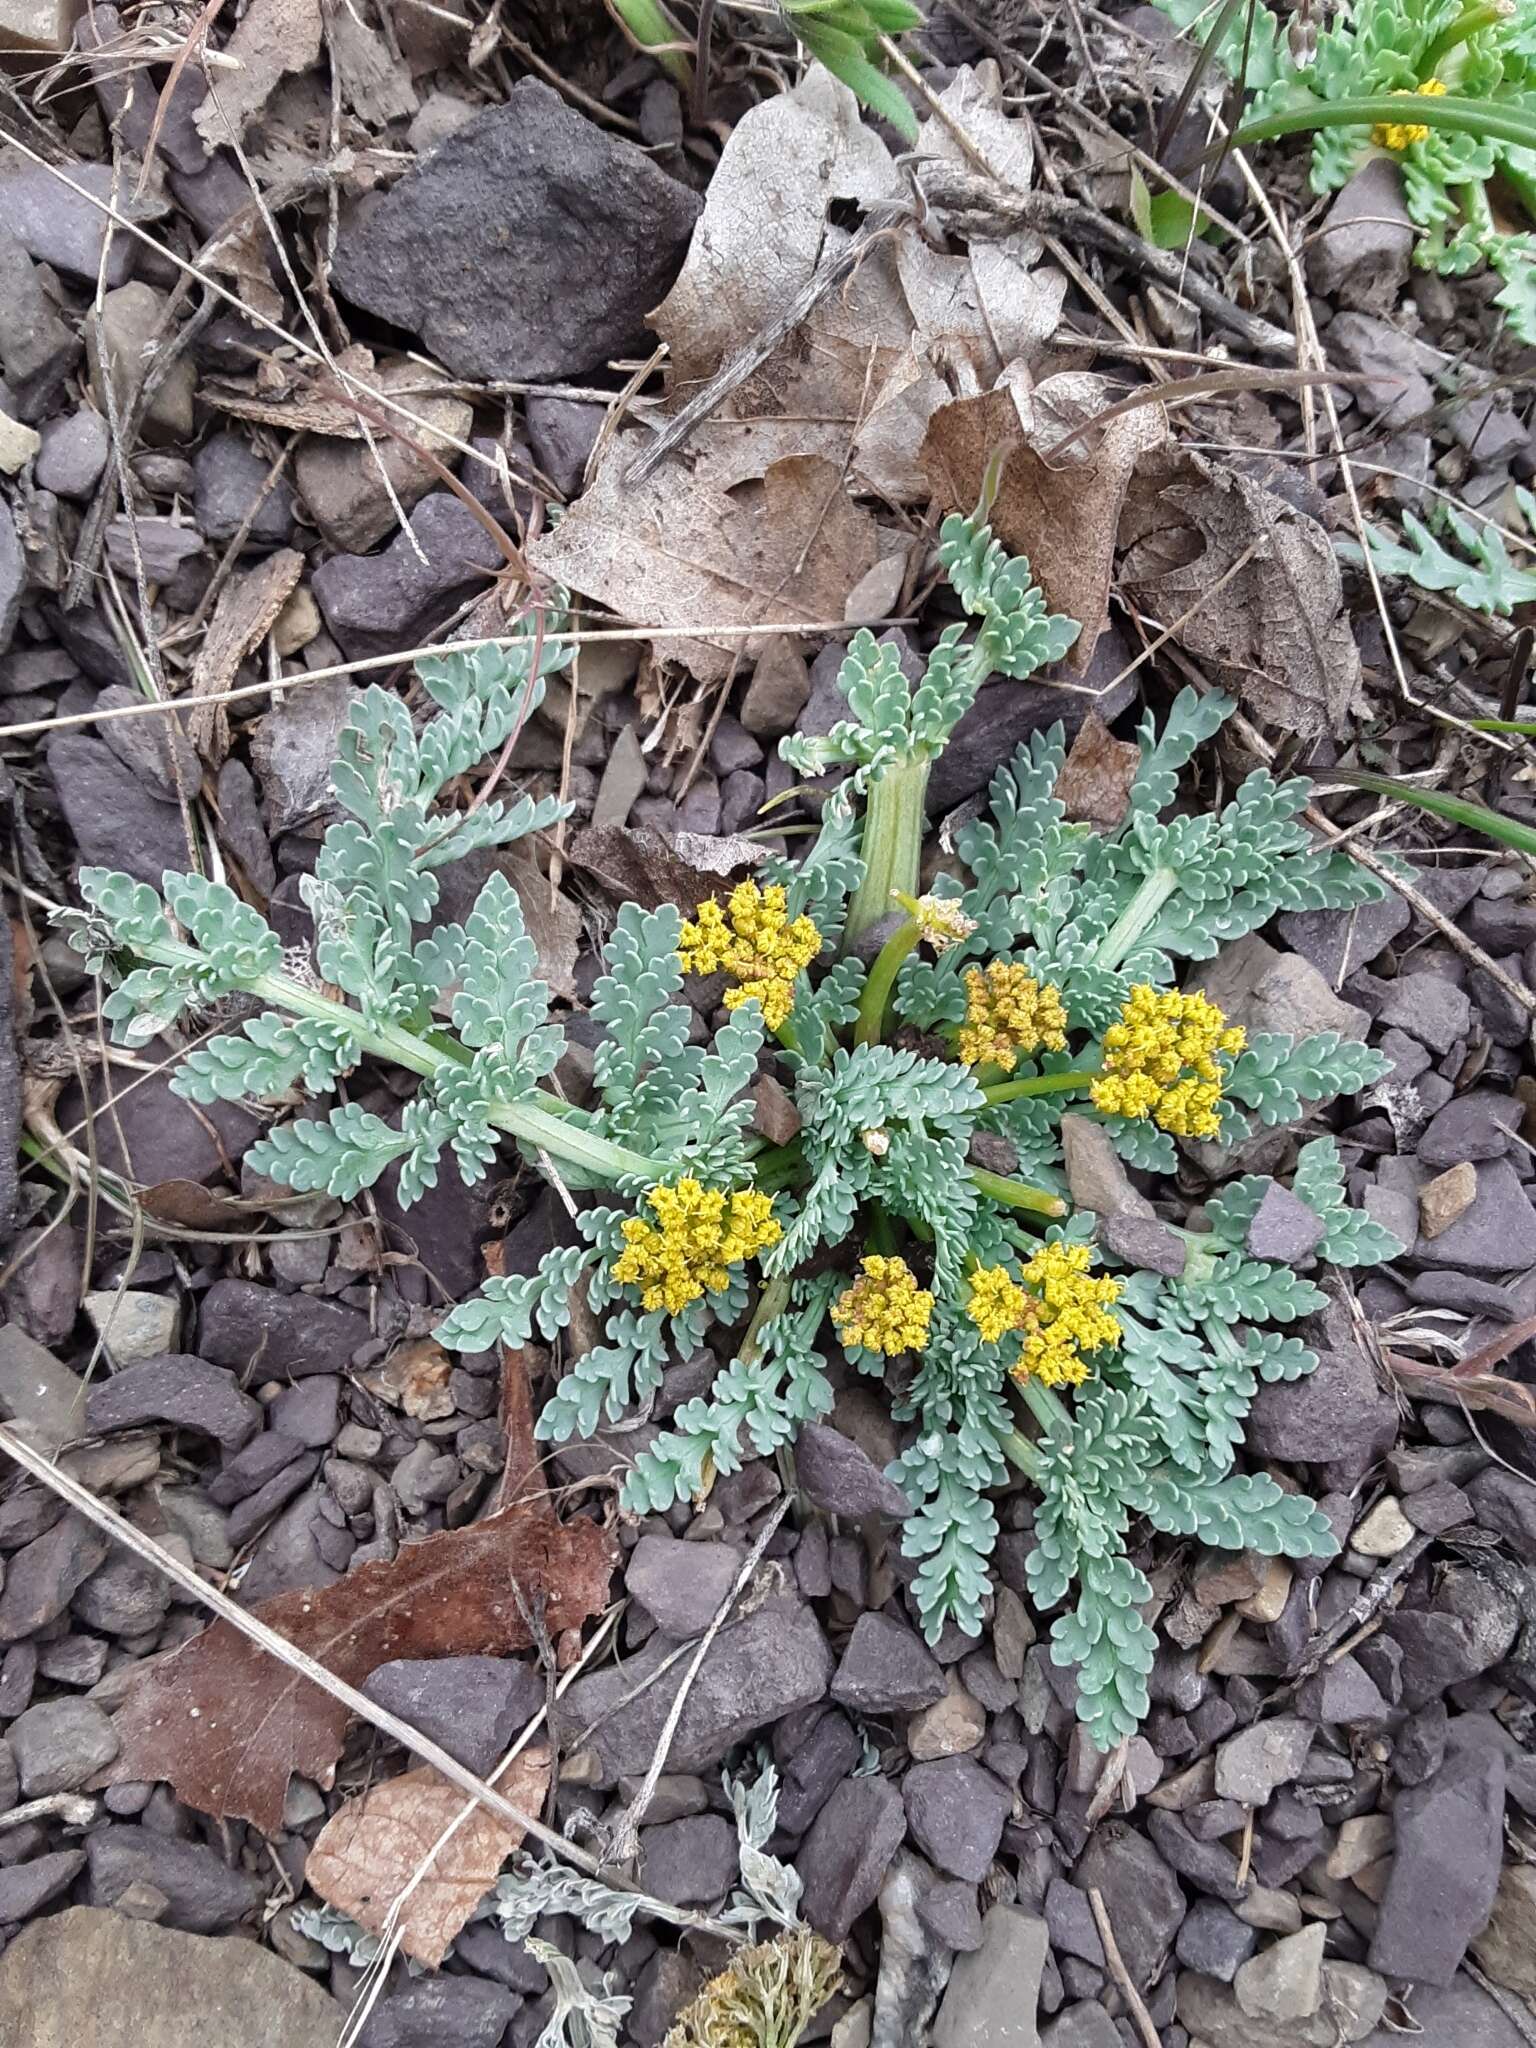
top-left (855, 917), bottom-right (919, 1045)
top-left (971, 1167), bottom-right (1068, 1218)
top-left (1422, 0), bottom-right (1514, 73)
top-left (982, 1068), bottom-right (1098, 1105)
top-left (1016, 1373), bottom-right (1075, 1439)
top-left (135, 939), bottom-right (672, 1187)
top-left (1095, 866), bottom-right (1179, 971)
top-left (1000, 1428), bottom-right (1043, 1480)
top-left (1227, 91), bottom-right (1536, 159)
top-left (844, 753), bottom-right (930, 948)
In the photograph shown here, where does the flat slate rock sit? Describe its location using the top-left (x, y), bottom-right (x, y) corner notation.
top-left (0, 1907), bottom-right (345, 2046)
top-left (330, 81), bottom-right (701, 380)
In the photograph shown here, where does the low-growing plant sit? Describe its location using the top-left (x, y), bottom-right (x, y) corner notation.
top-left (1150, 0), bottom-right (1536, 337)
top-left (62, 498), bottom-right (1400, 1748)
top-left (1354, 488), bottom-right (1536, 615)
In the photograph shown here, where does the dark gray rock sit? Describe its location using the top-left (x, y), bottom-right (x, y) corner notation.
top-left (1306, 159), bottom-right (1415, 316)
top-left (1176, 1897), bottom-right (1258, 1982)
top-left (84, 1825), bottom-right (263, 1932)
top-left (1370, 1736), bottom-right (1505, 1985)
top-left (1386, 1568), bottom-right (1521, 1708)
top-left (57, 1043), bottom-right (259, 1187)
top-left (312, 494), bottom-right (504, 662)
top-left (559, 1596), bottom-right (831, 1785)
top-left (831, 1612), bottom-right (946, 1712)
top-left (1102, 1212), bottom-right (1187, 1276)
top-left (72, 1550), bottom-right (171, 1635)
top-left (1044, 1878), bottom-right (1105, 1965)
top-left (1359, 1976), bottom-right (1531, 2048)
top-left (525, 394), bottom-right (605, 499)
top-left (1072, 1823), bottom-right (1185, 1988)
top-left (1413, 1160), bottom-right (1536, 1273)
top-left (0, 1513), bottom-right (109, 1641)
top-left (198, 1279), bottom-right (370, 1378)
top-left (104, 518), bottom-right (204, 585)
top-left (927, 628), bottom-right (1137, 812)
top-left (1469, 1469), bottom-right (1536, 1559)
top-left (1408, 1270), bottom-right (1522, 1322)
top-left (0, 229), bottom-right (82, 422)
top-left (0, 162), bottom-right (136, 284)
top-left (1376, 973), bottom-right (1472, 1054)
top-left (8, 1697), bottom-right (118, 1795)
top-left (1395, 1700), bottom-right (1449, 1787)
top-left (1245, 1183), bottom-right (1326, 1264)
top-left (903, 1757), bottom-right (1011, 1882)
top-left (0, 1847), bottom-right (86, 1921)
top-left (237, 1484), bottom-right (352, 1603)
top-left (797, 1774), bottom-right (907, 1940)
top-left (795, 1422), bottom-right (911, 1519)
top-left (210, 1431), bottom-right (310, 1506)
top-left (1295, 1653), bottom-right (1391, 1724)
top-left (225, 1452), bottom-right (323, 1545)
top-left (193, 433), bottom-right (294, 546)
top-left (45, 733), bottom-right (188, 887)
top-left (918, 1877), bottom-right (983, 1952)
top-left (1247, 1345), bottom-right (1398, 1480)
top-left (92, 681), bottom-right (201, 805)
top-left (1326, 312), bottom-right (1438, 426)
top-left (626, 1533), bottom-right (744, 1639)
top-left (356, 1976), bottom-right (521, 2048)
top-left (629, 1950), bottom-right (704, 2048)
top-left (774, 1705), bottom-right (860, 1833)
top-left (331, 83), bottom-right (701, 381)
top-left (86, 1355), bottom-right (261, 1449)
top-left (1040, 2003), bottom-right (1122, 2048)
top-left (638, 1814), bottom-right (737, 1905)
top-left (1146, 1808), bottom-right (1246, 1902)
top-left (270, 1377), bottom-right (342, 1450)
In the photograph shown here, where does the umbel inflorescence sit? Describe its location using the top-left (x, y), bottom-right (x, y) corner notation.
top-left (62, 502), bottom-right (1400, 1748)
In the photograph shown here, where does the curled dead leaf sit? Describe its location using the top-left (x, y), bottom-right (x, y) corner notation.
top-left (567, 825), bottom-right (764, 914)
top-left (1054, 710), bottom-right (1140, 830)
top-left (307, 1747), bottom-right (549, 1966)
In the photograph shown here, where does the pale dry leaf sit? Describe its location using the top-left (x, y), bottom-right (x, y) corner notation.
top-left (530, 450), bottom-right (881, 684)
top-left (505, 847), bottom-right (581, 1004)
top-left (189, 546), bottom-right (305, 761)
top-left (1117, 445), bottom-right (1367, 738)
top-left (307, 1747), bottom-right (550, 1966)
top-left (194, 0), bottom-right (324, 148)
top-left (95, 1503), bottom-right (613, 1831)
top-left (567, 825), bottom-right (763, 913)
top-left (203, 344), bottom-right (380, 438)
top-left (922, 368), bottom-right (1166, 673)
top-left (1054, 710), bottom-right (1140, 830)
top-left (327, 3), bottom-right (418, 126)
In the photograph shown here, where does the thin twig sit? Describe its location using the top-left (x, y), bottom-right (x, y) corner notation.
top-left (1087, 1887), bottom-right (1161, 2048)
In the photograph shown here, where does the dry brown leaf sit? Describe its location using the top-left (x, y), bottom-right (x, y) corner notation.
top-left (326, 3), bottom-right (419, 126)
top-left (922, 369), bottom-right (1165, 674)
top-left (137, 1179), bottom-right (279, 1230)
top-left (1117, 445), bottom-right (1367, 739)
top-left (568, 825), bottom-right (764, 913)
top-left (530, 451), bottom-right (881, 685)
top-left (188, 547), bottom-right (304, 762)
top-left (203, 345), bottom-right (380, 438)
top-left (307, 1748), bottom-right (549, 1966)
top-left (201, 210), bottom-right (285, 327)
top-left (1054, 710), bottom-right (1140, 830)
top-left (194, 0), bottom-right (323, 146)
top-left (364, 1336), bottom-right (455, 1421)
top-left (95, 1503), bottom-right (614, 1831)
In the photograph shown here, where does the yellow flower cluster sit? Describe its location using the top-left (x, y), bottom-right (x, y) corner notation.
top-left (665, 1930), bottom-right (843, 2048)
top-left (831, 1255), bottom-right (934, 1356)
top-left (908, 892), bottom-right (977, 952)
top-left (965, 1244), bottom-right (1122, 1386)
top-left (1373, 76), bottom-right (1445, 150)
top-left (1090, 984), bottom-right (1246, 1139)
top-left (612, 1177), bottom-right (779, 1315)
top-left (957, 961), bottom-right (1069, 1073)
top-left (677, 880), bottom-right (823, 1033)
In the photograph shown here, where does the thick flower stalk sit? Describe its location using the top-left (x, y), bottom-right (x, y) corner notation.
top-left (678, 881), bottom-right (823, 1033)
top-left (612, 1178), bottom-right (780, 1314)
top-left (957, 961), bottom-right (1069, 1072)
top-left (831, 1254), bottom-right (934, 1356)
top-left (1373, 75), bottom-right (1447, 149)
top-left (967, 1243), bottom-right (1122, 1387)
top-left (1089, 984), bottom-right (1246, 1139)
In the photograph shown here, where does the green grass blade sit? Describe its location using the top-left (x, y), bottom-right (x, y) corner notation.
top-left (1227, 92), bottom-right (1536, 157)
top-left (1337, 769), bottom-right (1536, 857)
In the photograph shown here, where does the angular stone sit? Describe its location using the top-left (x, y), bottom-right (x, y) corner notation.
top-left (1369, 1736), bottom-right (1505, 1984)
top-left (1039, 2003), bottom-right (1120, 2048)
top-left (1234, 1923), bottom-right (1325, 2022)
top-left (933, 1905), bottom-right (1047, 2048)
top-left (1417, 1093), bottom-right (1516, 1168)
top-left (1177, 1898), bottom-right (1258, 1982)
top-left (311, 493), bottom-right (503, 661)
top-left (0, 228), bottom-right (81, 421)
top-left (331, 82), bottom-right (701, 381)
top-left (795, 1422), bottom-right (911, 1519)
top-left (0, 1512), bottom-right (108, 1640)
top-left (1191, 933), bottom-right (1369, 1046)
top-left (8, 1696), bottom-right (119, 1794)
top-left (87, 282), bottom-right (197, 442)
top-left (1377, 973), bottom-right (1472, 1055)
top-left (1179, 1962), bottom-right (1387, 2048)
top-left (831, 1612), bottom-right (946, 1713)
top-left (198, 1279), bottom-right (370, 1378)
top-left (1215, 1717), bottom-right (1314, 1806)
top-left (0, 1907), bottom-right (345, 2047)
top-left (73, 1549), bottom-right (171, 1635)
top-left (1061, 1115), bottom-right (1153, 1221)
top-left (1352, 1495), bottom-right (1416, 1557)
top-left (1101, 1212), bottom-right (1187, 1276)
top-left (798, 1773), bottom-right (907, 1942)
top-left (0, 1847), bottom-right (85, 1921)
top-left (82, 1289), bottom-right (178, 1363)
top-left (638, 1814), bottom-right (737, 1905)
top-left (86, 1355), bottom-right (260, 1450)
top-left (626, 1533), bottom-right (744, 1638)
top-left (908, 1672), bottom-right (986, 1761)
top-left (1246, 1182), bottom-right (1326, 1263)
top-left (1247, 1346), bottom-right (1398, 1477)
top-left (1306, 160), bottom-right (1415, 316)
top-left (354, 1976), bottom-right (521, 2047)
top-left (46, 734), bottom-right (189, 888)
top-left (293, 362), bottom-right (470, 552)
top-left (193, 433), bottom-right (294, 547)
top-left (1413, 1160), bottom-right (1536, 1272)
top-left (918, 1879), bottom-right (984, 1953)
top-left (85, 1826), bottom-right (263, 1932)
top-left (1419, 1161), bottom-right (1478, 1240)
top-left (1295, 1654), bottom-right (1390, 1726)
top-left (560, 1596), bottom-right (831, 1786)
top-left (1386, 1568), bottom-right (1520, 1707)
top-left (359, 1655), bottom-right (543, 1778)
top-left (0, 162), bottom-right (136, 284)
top-left (35, 409), bottom-right (108, 497)
top-left (903, 1758), bottom-right (1011, 1882)
top-left (774, 1704), bottom-right (859, 1833)
top-left (0, 1324), bottom-right (88, 1450)
top-left (1072, 1823), bottom-right (1184, 1988)
top-left (1471, 1863), bottom-right (1536, 2003)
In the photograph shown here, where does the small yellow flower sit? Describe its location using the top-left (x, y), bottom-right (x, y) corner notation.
top-left (612, 1177), bottom-right (780, 1315)
top-left (1013, 1241), bottom-right (1122, 1388)
top-left (1089, 984), bottom-right (1246, 1140)
top-left (957, 961), bottom-right (1069, 1073)
top-left (965, 1263), bottom-right (1030, 1345)
top-left (1373, 76), bottom-right (1445, 150)
top-left (906, 892), bottom-right (977, 952)
top-left (831, 1255), bottom-right (934, 1356)
top-left (678, 880), bottom-right (823, 1033)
